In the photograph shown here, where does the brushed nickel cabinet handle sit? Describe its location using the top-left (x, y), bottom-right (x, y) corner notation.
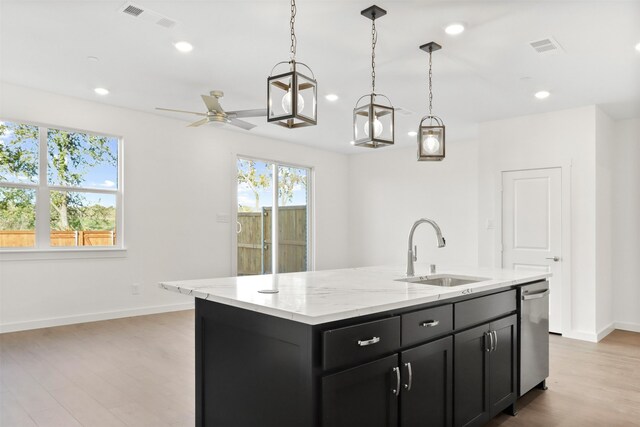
top-left (403, 362), bottom-right (413, 391)
top-left (492, 331), bottom-right (498, 352)
top-left (485, 332), bottom-right (493, 352)
top-left (392, 367), bottom-right (401, 396)
top-left (420, 320), bottom-right (440, 328)
top-left (357, 336), bottom-right (380, 347)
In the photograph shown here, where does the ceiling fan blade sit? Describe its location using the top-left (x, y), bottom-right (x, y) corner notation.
top-left (201, 95), bottom-right (223, 113)
top-left (156, 107), bottom-right (207, 116)
top-left (229, 118), bottom-right (256, 131)
top-left (227, 109), bottom-right (267, 118)
top-left (188, 118), bottom-right (209, 127)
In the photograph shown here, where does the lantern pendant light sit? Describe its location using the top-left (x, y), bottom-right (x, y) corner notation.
top-left (417, 42), bottom-right (445, 161)
top-left (267, 0), bottom-right (317, 128)
top-left (353, 5), bottom-right (394, 148)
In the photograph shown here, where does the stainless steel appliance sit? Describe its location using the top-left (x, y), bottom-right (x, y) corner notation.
top-left (519, 281), bottom-right (550, 396)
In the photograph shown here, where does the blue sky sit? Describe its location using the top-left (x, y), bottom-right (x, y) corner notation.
top-left (237, 160), bottom-right (308, 210)
top-left (1, 121), bottom-right (118, 208)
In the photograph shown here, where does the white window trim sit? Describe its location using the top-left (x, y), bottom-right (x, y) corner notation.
top-left (0, 119), bottom-right (124, 256)
top-left (231, 154), bottom-right (314, 275)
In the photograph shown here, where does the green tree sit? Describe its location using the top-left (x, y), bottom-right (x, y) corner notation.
top-left (237, 159), bottom-right (270, 211)
top-left (1, 122), bottom-right (117, 231)
top-left (0, 188), bottom-right (35, 230)
top-left (237, 160), bottom-right (308, 210)
top-left (278, 167), bottom-right (307, 206)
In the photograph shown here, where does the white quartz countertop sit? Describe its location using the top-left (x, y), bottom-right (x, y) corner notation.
top-left (159, 265), bottom-right (550, 325)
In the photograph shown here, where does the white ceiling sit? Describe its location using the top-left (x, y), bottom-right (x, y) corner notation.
top-left (2, 0), bottom-right (639, 153)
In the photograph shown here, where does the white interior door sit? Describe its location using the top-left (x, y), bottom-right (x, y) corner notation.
top-left (502, 168), bottom-right (562, 334)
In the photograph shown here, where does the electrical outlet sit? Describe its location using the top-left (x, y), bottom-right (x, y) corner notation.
top-left (131, 283), bottom-right (141, 295)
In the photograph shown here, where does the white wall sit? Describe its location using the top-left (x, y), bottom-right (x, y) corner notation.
top-left (595, 108), bottom-right (615, 336)
top-left (348, 140), bottom-right (479, 270)
top-left (612, 118), bottom-right (640, 333)
top-left (0, 83), bottom-right (350, 332)
top-left (477, 106), bottom-right (598, 340)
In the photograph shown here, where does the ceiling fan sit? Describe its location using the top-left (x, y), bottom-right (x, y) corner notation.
top-left (156, 90), bottom-right (266, 130)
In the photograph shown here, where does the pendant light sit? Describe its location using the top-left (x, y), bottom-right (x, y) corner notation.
top-left (267, 0), bottom-right (317, 128)
top-left (417, 42), bottom-right (445, 161)
top-left (353, 5), bottom-right (394, 148)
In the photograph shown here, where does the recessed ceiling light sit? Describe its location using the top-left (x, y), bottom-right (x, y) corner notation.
top-left (635, 42), bottom-right (640, 52)
top-left (174, 41), bottom-right (193, 53)
top-left (408, 131), bottom-right (418, 137)
top-left (87, 56), bottom-right (99, 62)
top-left (445, 23), bottom-right (465, 35)
top-left (534, 90), bottom-right (550, 99)
top-left (349, 140), bottom-right (355, 145)
top-left (325, 94), bottom-right (339, 102)
top-left (94, 87), bottom-right (109, 96)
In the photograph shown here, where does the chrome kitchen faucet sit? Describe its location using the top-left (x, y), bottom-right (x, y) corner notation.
top-left (406, 218), bottom-right (446, 276)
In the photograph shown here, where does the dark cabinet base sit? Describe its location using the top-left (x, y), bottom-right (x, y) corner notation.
top-left (194, 284), bottom-right (545, 427)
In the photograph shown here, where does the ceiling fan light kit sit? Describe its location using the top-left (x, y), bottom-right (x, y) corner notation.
top-left (417, 42), bottom-right (446, 161)
top-left (353, 5), bottom-right (395, 149)
top-left (267, 0), bottom-right (318, 128)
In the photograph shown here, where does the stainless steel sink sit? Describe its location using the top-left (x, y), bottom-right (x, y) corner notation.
top-left (396, 274), bottom-right (489, 287)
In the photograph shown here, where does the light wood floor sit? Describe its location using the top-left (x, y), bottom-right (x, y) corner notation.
top-left (1, 311), bottom-right (639, 427)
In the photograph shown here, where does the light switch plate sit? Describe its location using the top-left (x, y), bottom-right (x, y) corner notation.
top-left (216, 213), bottom-right (231, 223)
top-left (486, 219), bottom-right (495, 230)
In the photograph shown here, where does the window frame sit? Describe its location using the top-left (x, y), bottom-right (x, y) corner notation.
top-left (232, 154), bottom-right (314, 275)
top-left (0, 118), bottom-right (124, 253)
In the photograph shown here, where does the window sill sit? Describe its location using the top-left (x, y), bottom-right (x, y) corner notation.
top-left (0, 247), bottom-right (128, 261)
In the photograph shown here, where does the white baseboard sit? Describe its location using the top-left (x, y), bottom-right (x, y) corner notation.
top-left (563, 329), bottom-right (598, 343)
top-left (0, 302), bottom-right (195, 334)
top-left (614, 322), bottom-right (640, 333)
top-left (596, 323), bottom-right (616, 341)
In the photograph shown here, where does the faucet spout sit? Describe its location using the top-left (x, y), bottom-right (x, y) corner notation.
top-left (406, 218), bottom-right (446, 276)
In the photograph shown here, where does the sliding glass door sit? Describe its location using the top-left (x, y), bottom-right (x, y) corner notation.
top-left (236, 157), bottom-right (311, 275)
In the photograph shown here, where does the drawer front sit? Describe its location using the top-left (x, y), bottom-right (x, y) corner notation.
top-left (323, 317), bottom-right (400, 371)
top-left (454, 290), bottom-right (517, 330)
top-left (402, 304), bottom-right (453, 347)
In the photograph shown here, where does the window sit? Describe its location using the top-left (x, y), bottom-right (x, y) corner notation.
top-left (0, 120), bottom-right (121, 249)
top-left (235, 157), bottom-right (311, 275)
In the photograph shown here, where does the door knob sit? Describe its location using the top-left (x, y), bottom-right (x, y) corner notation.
top-left (545, 256), bottom-right (560, 262)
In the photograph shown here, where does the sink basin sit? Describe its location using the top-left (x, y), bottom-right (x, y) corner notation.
top-left (397, 274), bottom-right (489, 287)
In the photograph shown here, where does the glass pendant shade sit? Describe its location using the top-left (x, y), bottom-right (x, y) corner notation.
top-left (268, 61), bottom-right (317, 128)
top-left (418, 115), bottom-right (445, 161)
top-left (353, 94), bottom-right (394, 148)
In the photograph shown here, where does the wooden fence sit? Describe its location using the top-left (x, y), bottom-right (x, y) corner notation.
top-left (0, 230), bottom-right (116, 247)
top-left (237, 206), bottom-right (307, 275)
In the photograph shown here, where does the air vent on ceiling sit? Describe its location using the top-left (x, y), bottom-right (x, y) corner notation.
top-left (118, 2), bottom-right (178, 30)
top-left (122, 4), bottom-right (144, 17)
top-left (529, 37), bottom-right (563, 55)
top-left (156, 17), bottom-right (177, 29)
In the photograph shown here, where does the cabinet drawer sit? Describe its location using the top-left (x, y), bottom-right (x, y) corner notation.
top-left (454, 290), bottom-right (517, 330)
top-left (323, 317), bottom-right (400, 371)
top-left (402, 304), bottom-right (453, 347)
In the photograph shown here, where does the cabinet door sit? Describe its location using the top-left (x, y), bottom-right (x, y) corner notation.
top-left (401, 336), bottom-right (453, 427)
top-left (454, 324), bottom-right (490, 427)
top-left (488, 314), bottom-right (518, 416)
top-left (322, 354), bottom-right (399, 427)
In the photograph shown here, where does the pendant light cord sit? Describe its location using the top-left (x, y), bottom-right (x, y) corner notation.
top-left (290, 0), bottom-right (297, 60)
top-left (371, 18), bottom-right (377, 94)
top-left (428, 50), bottom-right (433, 116)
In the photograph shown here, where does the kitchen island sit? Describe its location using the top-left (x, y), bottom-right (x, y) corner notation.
top-left (160, 265), bottom-right (551, 427)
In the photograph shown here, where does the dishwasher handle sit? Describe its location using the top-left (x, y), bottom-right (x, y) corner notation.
top-left (522, 289), bottom-right (550, 301)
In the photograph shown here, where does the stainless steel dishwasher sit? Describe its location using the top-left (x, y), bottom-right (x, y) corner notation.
top-left (519, 281), bottom-right (550, 396)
